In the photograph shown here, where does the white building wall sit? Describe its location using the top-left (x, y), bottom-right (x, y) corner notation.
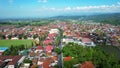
top-left (8, 65), bottom-right (14, 68)
top-left (18, 56), bottom-right (25, 65)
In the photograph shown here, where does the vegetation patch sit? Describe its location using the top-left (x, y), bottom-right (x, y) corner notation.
top-left (62, 43), bottom-right (120, 68)
top-left (98, 45), bottom-right (120, 60)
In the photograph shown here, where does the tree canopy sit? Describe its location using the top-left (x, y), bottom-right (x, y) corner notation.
top-left (62, 43), bottom-right (120, 68)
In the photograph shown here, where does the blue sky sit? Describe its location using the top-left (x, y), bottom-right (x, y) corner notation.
top-left (0, 0), bottom-right (120, 18)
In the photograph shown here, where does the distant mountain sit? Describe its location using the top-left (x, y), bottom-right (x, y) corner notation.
top-left (48, 16), bottom-right (82, 20)
top-left (49, 13), bottom-right (120, 25)
top-left (82, 13), bottom-right (120, 25)
top-left (0, 13), bottom-right (120, 25)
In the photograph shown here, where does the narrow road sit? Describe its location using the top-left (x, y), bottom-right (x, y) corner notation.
top-left (58, 28), bottom-right (63, 68)
top-left (58, 40), bottom-right (63, 68)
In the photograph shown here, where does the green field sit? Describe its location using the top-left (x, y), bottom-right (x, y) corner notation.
top-left (0, 40), bottom-right (34, 47)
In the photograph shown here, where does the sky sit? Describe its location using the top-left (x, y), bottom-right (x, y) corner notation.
top-left (0, 0), bottom-right (120, 18)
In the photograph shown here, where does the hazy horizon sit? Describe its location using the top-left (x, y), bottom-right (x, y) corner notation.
top-left (0, 0), bottom-right (120, 18)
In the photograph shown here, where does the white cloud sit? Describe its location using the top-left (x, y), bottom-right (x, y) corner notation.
top-left (117, 2), bottom-right (120, 5)
top-left (71, 4), bottom-right (120, 12)
top-left (50, 8), bottom-right (56, 11)
top-left (36, 2), bottom-right (120, 13)
top-left (38, 0), bottom-right (48, 3)
top-left (64, 7), bottom-right (72, 11)
top-left (73, 5), bottom-right (109, 11)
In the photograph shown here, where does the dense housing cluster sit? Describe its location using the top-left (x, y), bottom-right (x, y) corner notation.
top-left (0, 21), bottom-right (120, 68)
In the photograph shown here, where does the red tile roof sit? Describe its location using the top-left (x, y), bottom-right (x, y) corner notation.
top-left (46, 52), bottom-right (52, 56)
top-left (43, 39), bottom-right (52, 45)
top-left (30, 65), bottom-right (37, 68)
top-left (82, 38), bottom-right (92, 42)
top-left (0, 61), bottom-right (4, 67)
top-left (45, 46), bottom-right (53, 52)
top-left (32, 58), bottom-right (38, 64)
top-left (36, 46), bottom-right (43, 50)
top-left (48, 33), bottom-right (56, 39)
top-left (43, 60), bottom-right (51, 68)
top-left (0, 52), bottom-right (3, 55)
top-left (7, 56), bottom-right (22, 65)
top-left (37, 58), bottom-right (54, 68)
top-left (29, 51), bottom-right (35, 57)
top-left (0, 55), bottom-right (22, 66)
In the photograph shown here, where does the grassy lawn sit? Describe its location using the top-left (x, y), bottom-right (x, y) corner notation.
top-left (98, 45), bottom-right (120, 60)
top-left (0, 40), bottom-right (34, 47)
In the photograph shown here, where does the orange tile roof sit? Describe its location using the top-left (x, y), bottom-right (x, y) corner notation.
top-left (79, 61), bottom-right (94, 68)
top-left (30, 65), bottom-right (37, 68)
top-left (64, 56), bottom-right (72, 61)
top-left (51, 56), bottom-right (57, 61)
